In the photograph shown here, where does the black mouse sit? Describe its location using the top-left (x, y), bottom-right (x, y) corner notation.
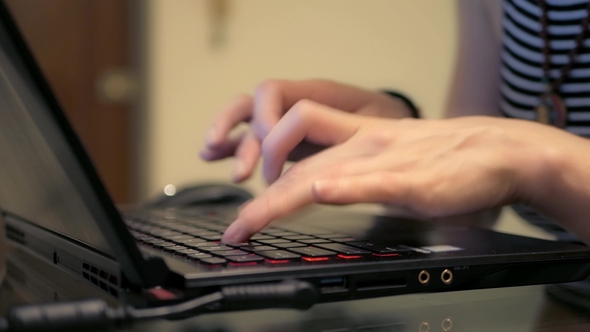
top-left (148, 182), bottom-right (253, 208)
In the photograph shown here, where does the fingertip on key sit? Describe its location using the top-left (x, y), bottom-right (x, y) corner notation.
top-left (222, 222), bottom-right (251, 244)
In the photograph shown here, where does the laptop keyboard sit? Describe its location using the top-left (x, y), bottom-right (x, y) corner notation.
top-left (124, 208), bottom-right (414, 268)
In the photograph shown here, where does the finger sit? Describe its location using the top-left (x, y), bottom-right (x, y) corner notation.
top-left (261, 100), bottom-right (362, 183)
top-left (222, 179), bottom-right (314, 243)
top-left (251, 81), bottom-right (285, 139)
top-left (206, 95), bottom-right (254, 148)
top-left (232, 131), bottom-right (261, 183)
top-left (312, 172), bottom-right (414, 205)
top-left (199, 132), bottom-right (245, 160)
top-left (252, 80), bottom-right (384, 138)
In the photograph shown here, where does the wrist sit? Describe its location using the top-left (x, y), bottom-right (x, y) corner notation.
top-left (518, 133), bottom-right (590, 244)
top-left (381, 90), bottom-right (421, 118)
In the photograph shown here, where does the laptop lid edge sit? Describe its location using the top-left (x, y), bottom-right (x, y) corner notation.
top-left (0, 0), bottom-right (168, 287)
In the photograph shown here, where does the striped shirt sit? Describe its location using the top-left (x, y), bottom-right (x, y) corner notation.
top-left (500, 0), bottom-right (590, 136)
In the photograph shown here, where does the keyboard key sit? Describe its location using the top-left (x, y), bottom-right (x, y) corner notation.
top-left (204, 225), bottom-right (227, 232)
top-left (160, 234), bottom-right (193, 241)
top-left (200, 257), bottom-right (227, 265)
top-left (272, 242), bottom-right (307, 249)
top-left (288, 247), bottom-right (337, 258)
top-left (154, 242), bottom-right (176, 249)
top-left (226, 242), bottom-right (255, 248)
top-left (282, 235), bottom-right (314, 240)
top-left (315, 233), bottom-right (349, 239)
top-left (314, 243), bottom-right (371, 256)
top-left (185, 230), bottom-right (215, 236)
top-left (201, 245), bottom-right (233, 252)
top-left (297, 239), bottom-right (332, 244)
top-left (346, 242), bottom-right (411, 255)
top-left (214, 250), bottom-right (248, 257)
top-left (199, 234), bottom-right (223, 241)
top-left (149, 229), bottom-right (181, 237)
top-left (145, 239), bottom-right (165, 245)
top-left (242, 246), bottom-right (276, 252)
top-left (175, 249), bottom-right (199, 256)
top-left (184, 241), bottom-right (220, 249)
top-left (195, 231), bottom-right (221, 237)
top-left (257, 250), bottom-right (301, 261)
top-left (187, 253), bottom-right (213, 260)
top-left (164, 245), bottom-right (187, 252)
top-left (261, 229), bottom-right (290, 235)
top-left (250, 234), bottom-right (275, 240)
top-left (226, 255), bottom-right (264, 263)
top-left (330, 237), bottom-right (358, 243)
top-left (256, 239), bottom-right (291, 245)
top-left (267, 232), bottom-right (298, 237)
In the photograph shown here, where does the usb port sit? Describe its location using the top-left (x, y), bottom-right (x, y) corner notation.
top-left (319, 277), bottom-right (348, 293)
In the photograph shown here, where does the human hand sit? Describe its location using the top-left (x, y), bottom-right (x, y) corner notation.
top-left (200, 80), bottom-right (413, 182)
top-left (222, 100), bottom-right (584, 243)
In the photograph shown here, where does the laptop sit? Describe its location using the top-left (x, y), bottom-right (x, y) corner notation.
top-left (1, 0), bottom-right (590, 316)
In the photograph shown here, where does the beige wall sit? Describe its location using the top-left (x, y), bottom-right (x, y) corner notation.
top-left (142, 0), bottom-right (458, 199)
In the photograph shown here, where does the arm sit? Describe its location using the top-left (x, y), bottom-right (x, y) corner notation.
top-left (445, 0), bottom-right (502, 118)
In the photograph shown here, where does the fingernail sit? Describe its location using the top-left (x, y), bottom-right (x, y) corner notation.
top-left (222, 222), bottom-right (250, 244)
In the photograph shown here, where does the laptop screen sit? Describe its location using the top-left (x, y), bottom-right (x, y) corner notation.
top-left (0, 12), bottom-right (113, 256)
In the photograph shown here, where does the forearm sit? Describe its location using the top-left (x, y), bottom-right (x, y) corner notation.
top-left (444, 0), bottom-right (501, 118)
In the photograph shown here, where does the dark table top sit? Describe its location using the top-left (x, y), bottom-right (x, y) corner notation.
top-left (2, 244), bottom-right (590, 332)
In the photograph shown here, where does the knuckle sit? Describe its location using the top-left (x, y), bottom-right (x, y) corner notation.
top-left (288, 99), bottom-right (315, 121)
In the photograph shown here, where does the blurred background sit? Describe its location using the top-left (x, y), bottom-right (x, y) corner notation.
top-left (3, 0), bottom-right (549, 238)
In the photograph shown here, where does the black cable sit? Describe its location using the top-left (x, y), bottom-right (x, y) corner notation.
top-left (0, 280), bottom-right (318, 332)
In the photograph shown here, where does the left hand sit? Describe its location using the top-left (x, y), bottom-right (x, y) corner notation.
top-left (221, 100), bottom-right (582, 244)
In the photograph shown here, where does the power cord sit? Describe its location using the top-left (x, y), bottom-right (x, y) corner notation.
top-left (0, 280), bottom-right (318, 332)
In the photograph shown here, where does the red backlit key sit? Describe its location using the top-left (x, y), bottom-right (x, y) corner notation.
top-left (288, 247), bottom-right (337, 261)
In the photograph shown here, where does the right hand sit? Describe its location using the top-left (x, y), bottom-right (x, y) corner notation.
top-left (200, 79), bottom-right (414, 183)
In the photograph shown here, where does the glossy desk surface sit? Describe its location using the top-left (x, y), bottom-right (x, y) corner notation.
top-left (1, 245), bottom-right (590, 332)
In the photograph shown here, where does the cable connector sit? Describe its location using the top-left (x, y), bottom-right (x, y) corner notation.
top-left (1, 299), bottom-right (131, 332)
top-left (0, 280), bottom-right (318, 332)
top-left (222, 279), bottom-right (318, 310)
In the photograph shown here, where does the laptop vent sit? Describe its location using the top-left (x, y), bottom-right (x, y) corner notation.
top-left (5, 224), bottom-right (25, 245)
top-left (81, 262), bottom-right (119, 298)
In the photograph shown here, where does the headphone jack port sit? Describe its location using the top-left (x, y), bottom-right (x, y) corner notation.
top-left (441, 269), bottom-right (453, 285)
top-left (418, 270), bottom-right (430, 285)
